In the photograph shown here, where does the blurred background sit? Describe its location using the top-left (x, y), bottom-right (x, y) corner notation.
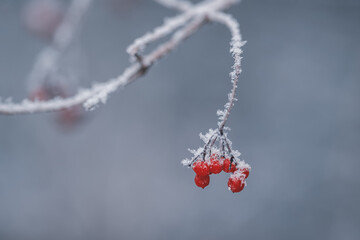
top-left (0, 0), bottom-right (360, 239)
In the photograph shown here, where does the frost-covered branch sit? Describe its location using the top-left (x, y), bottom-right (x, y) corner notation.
top-left (156, 1), bottom-right (247, 170)
top-left (1, 0), bottom-right (250, 192)
top-left (154, 3), bottom-right (247, 168)
top-left (181, 9), bottom-right (247, 175)
top-left (81, 16), bottom-right (208, 110)
top-left (127, 0), bottom-right (238, 56)
top-left (155, 0), bottom-right (245, 131)
top-left (0, 0), bottom-right (239, 115)
top-left (208, 11), bottom-right (245, 131)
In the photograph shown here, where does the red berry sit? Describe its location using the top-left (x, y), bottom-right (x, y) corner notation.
top-left (192, 161), bottom-right (210, 176)
top-left (210, 153), bottom-right (219, 161)
top-left (237, 167), bottom-right (250, 179)
top-left (194, 175), bottom-right (210, 189)
top-left (23, 0), bottom-right (64, 39)
top-left (209, 158), bottom-right (223, 174)
top-left (228, 175), bottom-right (245, 193)
top-left (56, 106), bottom-right (83, 128)
top-left (223, 158), bottom-right (236, 173)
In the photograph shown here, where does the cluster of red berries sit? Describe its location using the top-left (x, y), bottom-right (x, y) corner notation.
top-left (192, 154), bottom-right (250, 193)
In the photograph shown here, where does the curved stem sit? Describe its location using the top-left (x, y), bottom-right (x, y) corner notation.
top-left (154, 2), bottom-right (244, 131)
top-left (208, 12), bottom-right (244, 131)
top-left (218, 73), bottom-right (238, 131)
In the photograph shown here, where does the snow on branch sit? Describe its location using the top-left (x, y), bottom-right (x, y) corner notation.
top-left (155, 1), bottom-right (246, 130)
top-left (155, 2), bottom-right (248, 168)
top-left (127, 0), bottom-right (239, 56)
top-left (208, 11), bottom-right (246, 130)
top-left (83, 16), bottom-right (208, 110)
top-left (0, 0), bottom-right (241, 115)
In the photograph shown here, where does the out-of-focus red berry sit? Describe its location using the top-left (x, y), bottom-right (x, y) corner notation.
top-left (192, 161), bottom-right (210, 176)
top-left (223, 158), bottom-right (236, 173)
top-left (195, 174), bottom-right (210, 189)
top-left (29, 88), bottom-right (49, 101)
top-left (108, 0), bottom-right (141, 15)
top-left (56, 106), bottom-right (83, 128)
top-left (228, 175), bottom-right (245, 193)
top-left (23, 0), bottom-right (64, 39)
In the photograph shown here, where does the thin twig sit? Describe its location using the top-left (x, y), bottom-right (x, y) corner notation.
top-left (208, 11), bottom-right (245, 131)
top-left (156, 1), bottom-right (245, 132)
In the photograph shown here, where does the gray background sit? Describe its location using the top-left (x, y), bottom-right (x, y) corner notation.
top-left (0, 0), bottom-right (359, 239)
